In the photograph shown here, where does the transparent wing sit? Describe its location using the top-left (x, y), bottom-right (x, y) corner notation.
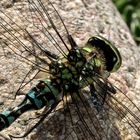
top-left (78, 75), bottom-right (140, 139)
top-left (0, 0), bottom-right (73, 138)
top-left (29, 76), bottom-right (140, 140)
top-left (0, 0), bottom-right (72, 98)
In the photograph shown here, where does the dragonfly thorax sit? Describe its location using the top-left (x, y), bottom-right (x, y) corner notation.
top-left (67, 48), bottom-right (86, 69)
top-left (49, 48), bottom-right (88, 92)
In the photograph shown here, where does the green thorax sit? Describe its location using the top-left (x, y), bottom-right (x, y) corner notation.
top-left (50, 48), bottom-right (87, 92)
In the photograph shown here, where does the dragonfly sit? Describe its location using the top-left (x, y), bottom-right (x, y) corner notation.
top-left (0, 0), bottom-right (140, 139)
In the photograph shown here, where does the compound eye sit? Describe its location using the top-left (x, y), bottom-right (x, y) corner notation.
top-left (87, 36), bottom-right (122, 72)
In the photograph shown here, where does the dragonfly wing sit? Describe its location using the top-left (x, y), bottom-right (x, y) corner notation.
top-left (0, 0), bottom-right (73, 98)
top-left (86, 76), bottom-right (140, 139)
top-left (0, 0), bottom-right (73, 137)
top-left (30, 77), bottom-right (140, 140)
top-left (27, 87), bottom-right (122, 140)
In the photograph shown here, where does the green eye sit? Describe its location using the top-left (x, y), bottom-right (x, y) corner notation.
top-left (87, 36), bottom-right (122, 73)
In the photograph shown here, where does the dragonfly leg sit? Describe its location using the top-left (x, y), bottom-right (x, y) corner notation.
top-left (90, 84), bottom-right (105, 112)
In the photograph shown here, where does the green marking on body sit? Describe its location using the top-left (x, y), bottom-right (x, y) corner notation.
top-left (82, 47), bottom-right (92, 53)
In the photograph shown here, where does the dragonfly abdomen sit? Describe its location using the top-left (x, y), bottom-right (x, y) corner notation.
top-left (28, 80), bottom-right (60, 109)
top-left (0, 79), bottom-right (60, 131)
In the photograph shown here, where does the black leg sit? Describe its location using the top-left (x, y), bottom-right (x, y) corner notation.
top-left (90, 84), bottom-right (103, 112)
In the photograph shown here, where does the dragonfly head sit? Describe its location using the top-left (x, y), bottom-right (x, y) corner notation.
top-left (83, 36), bottom-right (122, 73)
